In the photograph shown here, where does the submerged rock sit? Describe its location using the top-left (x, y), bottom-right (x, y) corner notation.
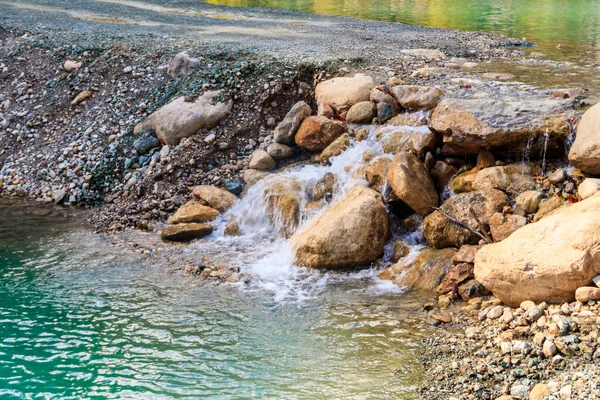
top-left (315, 74), bottom-right (376, 113)
top-left (274, 101), bottom-right (311, 144)
top-left (264, 179), bottom-right (303, 238)
top-left (381, 248), bottom-right (456, 291)
top-left (365, 156), bottom-right (391, 192)
top-left (475, 193), bottom-right (600, 306)
top-left (568, 102), bottom-right (600, 174)
top-left (430, 98), bottom-right (575, 152)
top-left (387, 151), bottom-right (438, 216)
top-left (291, 185), bottom-right (389, 269)
top-left (133, 91), bottom-right (233, 146)
top-left (161, 223), bottom-right (213, 242)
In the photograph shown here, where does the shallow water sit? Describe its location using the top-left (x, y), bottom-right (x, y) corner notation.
top-left (0, 199), bottom-right (427, 399)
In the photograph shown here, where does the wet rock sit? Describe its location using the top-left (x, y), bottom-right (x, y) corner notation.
top-left (391, 239), bottom-right (410, 262)
top-left (387, 112), bottom-right (429, 127)
top-left (274, 101), bottom-right (311, 144)
top-left (575, 287), bottom-right (600, 303)
top-left (382, 248), bottom-right (456, 291)
top-left (249, 149), bottom-right (276, 171)
top-left (488, 212), bottom-right (527, 242)
top-left (316, 133), bottom-right (351, 162)
top-left (133, 91), bottom-right (233, 146)
top-left (161, 223), bottom-right (213, 242)
top-left (515, 190), bottom-right (543, 215)
top-left (430, 161), bottom-right (457, 189)
top-left (168, 201), bottom-right (219, 224)
top-left (291, 185), bottom-right (389, 269)
top-left (63, 60), bottom-right (82, 72)
top-left (295, 116), bottom-right (347, 151)
top-left (451, 170), bottom-right (478, 193)
top-left (315, 74), bottom-right (376, 113)
top-left (436, 262), bottom-right (474, 294)
top-left (224, 219), bottom-right (241, 236)
top-left (267, 142), bottom-right (294, 160)
top-left (192, 185), bottom-right (238, 211)
top-left (533, 195), bottom-right (565, 222)
top-left (243, 169), bottom-right (269, 186)
top-left (548, 168), bottom-right (567, 184)
top-left (224, 180), bottom-right (244, 196)
top-left (387, 151), bottom-right (438, 216)
top-left (578, 178), bottom-right (600, 200)
top-left (424, 190), bottom-right (509, 249)
top-left (430, 98), bottom-right (575, 152)
top-left (312, 173), bottom-right (337, 201)
top-left (376, 125), bottom-right (435, 157)
top-left (472, 163), bottom-right (539, 196)
top-left (475, 193), bottom-right (600, 306)
top-left (377, 102), bottom-right (397, 123)
top-left (346, 101), bottom-right (376, 124)
top-left (167, 52), bottom-right (200, 78)
top-left (264, 179), bottom-right (302, 238)
top-left (390, 85), bottom-right (445, 111)
top-left (365, 156), bottom-right (391, 192)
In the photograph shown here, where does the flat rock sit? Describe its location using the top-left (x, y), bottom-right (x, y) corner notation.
top-left (192, 185), bottom-right (238, 211)
top-left (168, 200), bottom-right (219, 224)
top-left (376, 125), bottom-right (435, 157)
top-left (390, 85), bottom-right (445, 111)
top-left (161, 223), bottom-right (213, 242)
top-left (315, 74), bottom-right (376, 113)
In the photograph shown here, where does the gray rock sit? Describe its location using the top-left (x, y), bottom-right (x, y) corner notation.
top-left (377, 102), bottom-right (397, 122)
top-left (267, 142), bottom-right (294, 160)
top-left (133, 135), bottom-right (159, 154)
top-left (274, 101), bottom-right (311, 144)
top-left (167, 52), bottom-right (200, 78)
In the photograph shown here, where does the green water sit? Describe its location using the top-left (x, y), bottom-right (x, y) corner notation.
top-left (0, 199), bottom-right (426, 399)
top-left (205, 0), bottom-right (600, 64)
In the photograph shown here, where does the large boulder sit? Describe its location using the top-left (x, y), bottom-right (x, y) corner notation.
top-left (568, 102), bottom-right (600, 174)
top-left (376, 125), bottom-right (435, 157)
top-left (423, 190), bottom-right (509, 249)
top-left (133, 91), bottom-right (233, 146)
top-left (380, 248), bottom-right (456, 291)
top-left (167, 201), bottom-right (219, 224)
top-left (475, 193), bottom-right (600, 306)
top-left (386, 151), bottom-right (438, 216)
top-left (192, 185), bottom-right (238, 211)
top-left (291, 185), bottom-right (390, 268)
top-left (295, 116), bottom-right (347, 151)
top-left (430, 98), bottom-right (575, 153)
top-left (274, 101), bottom-right (311, 144)
top-left (315, 74), bottom-right (376, 113)
top-left (390, 85), bottom-right (445, 111)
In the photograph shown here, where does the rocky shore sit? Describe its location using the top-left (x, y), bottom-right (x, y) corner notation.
top-left (2, 3), bottom-right (600, 399)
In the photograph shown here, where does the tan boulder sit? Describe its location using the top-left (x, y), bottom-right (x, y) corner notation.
top-left (365, 156), bottom-right (391, 192)
top-left (346, 101), bottom-right (376, 124)
top-left (391, 239), bottom-right (410, 262)
top-left (386, 151), bottom-right (438, 215)
top-left (291, 185), bottom-right (390, 269)
top-left (568, 102), bottom-right (600, 174)
top-left (578, 178), bottom-right (600, 200)
top-left (168, 201), bottom-right (219, 224)
top-left (451, 170), bottom-right (478, 193)
top-left (249, 149), bottom-right (276, 171)
top-left (472, 163), bottom-right (539, 196)
top-left (575, 287), bottom-right (600, 303)
top-left (532, 195), bottom-right (565, 222)
top-left (474, 193), bottom-right (600, 306)
top-left (192, 185), bottom-right (238, 211)
top-left (134, 91), bottom-right (233, 146)
top-left (295, 116), bottom-right (347, 151)
top-left (488, 212), bottom-right (527, 242)
top-left (376, 125), bottom-right (435, 157)
top-left (312, 173), bottom-right (337, 201)
top-left (423, 190), bottom-right (509, 249)
top-left (514, 190), bottom-right (543, 215)
top-left (390, 85), bottom-right (445, 111)
top-left (381, 248), bottom-right (456, 291)
top-left (430, 98), bottom-right (575, 152)
top-left (315, 74), bottom-right (376, 113)
top-left (263, 179), bottom-right (303, 238)
top-left (161, 223), bottom-right (213, 242)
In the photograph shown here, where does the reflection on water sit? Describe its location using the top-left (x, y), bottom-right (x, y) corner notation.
top-left (205, 0), bottom-right (600, 64)
top-left (0, 199), bottom-right (426, 399)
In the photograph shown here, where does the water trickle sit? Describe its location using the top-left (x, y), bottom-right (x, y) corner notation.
top-left (540, 129), bottom-right (550, 176)
top-left (564, 117), bottom-right (577, 159)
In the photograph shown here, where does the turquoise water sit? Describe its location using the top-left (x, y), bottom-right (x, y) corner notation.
top-left (0, 200), bottom-right (426, 399)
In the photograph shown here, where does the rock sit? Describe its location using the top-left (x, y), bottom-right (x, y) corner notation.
top-left (224, 219), bottom-right (241, 236)
top-left (377, 102), bottom-right (397, 123)
top-left (453, 245), bottom-right (480, 264)
top-left (168, 201), bottom-right (219, 224)
top-left (316, 134), bottom-right (351, 162)
top-left (482, 72), bottom-right (514, 81)
top-left (264, 179), bottom-right (302, 238)
top-left (430, 98), bottom-right (575, 152)
top-left (594, 275), bottom-right (600, 287)
top-left (548, 168), bottom-right (567, 184)
top-left (542, 340), bottom-right (557, 358)
top-left (365, 156), bottom-right (391, 192)
top-left (267, 142), bottom-right (294, 160)
top-left (161, 223), bottom-right (213, 242)
top-left (488, 213), bottom-right (527, 242)
top-left (458, 279), bottom-right (489, 301)
top-left (424, 190), bottom-right (509, 249)
top-left (390, 85), bottom-right (445, 111)
top-left (559, 385), bottom-right (572, 400)
top-left (529, 384), bottom-right (550, 400)
top-left (376, 125), bottom-right (435, 157)
top-left (387, 113), bottom-right (429, 127)
top-left (476, 150), bottom-right (495, 169)
top-left (295, 116), bottom-right (347, 151)
top-left (475, 193), bottom-right (600, 306)
top-left (133, 91), bottom-right (233, 146)
top-left (400, 49), bottom-right (445, 59)
top-left (520, 300), bottom-right (535, 311)
top-left (63, 60), bottom-right (82, 72)
top-left (274, 101), bottom-right (311, 144)
top-left (346, 101), bottom-right (376, 124)
top-left (312, 173), bottom-right (337, 200)
top-left (578, 178), bottom-right (600, 200)
top-left (370, 87), bottom-right (398, 106)
top-left (382, 248), bottom-right (456, 291)
top-left (451, 170), bottom-right (478, 193)
top-left (387, 151), bottom-right (438, 215)
top-left (71, 91), bottom-right (91, 106)
top-left (515, 190), bottom-right (543, 215)
top-left (315, 74), bottom-right (376, 113)
top-left (249, 149), bottom-right (276, 171)
top-left (224, 180), bottom-right (243, 196)
top-left (411, 67), bottom-right (451, 78)
top-left (291, 185), bottom-right (389, 268)
top-left (532, 195), bottom-right (565, 222)
top-left (436, 262), bottom-right (474, 294)
top-left (243, 169), bottom-right (269, 186)
top-left (487, 305), bottom-right (504, 319)
top-left (317, 103), bottom-right (334, 118)
top-left (430, 161), bottom-right (457, 190)
top-left (167, 52), bottom-right (200, 78)
top-left (133, 135), bottom-right (159, 154)
top-left (575, 287), bottom-right (600, 303)
top-left (472, 163), bottom-right (539, 196)
top-left (391, 239), bottom-right (410, 262)
top-left (192, 185), bottom-right (238, 211)
top-left (552, 87), bottom-right (587, 99)
top-left (53, 189), bottom-right (67, 204)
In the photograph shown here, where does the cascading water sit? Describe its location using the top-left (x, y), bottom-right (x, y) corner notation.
top-left (540, 129), bottom-right (550, 176)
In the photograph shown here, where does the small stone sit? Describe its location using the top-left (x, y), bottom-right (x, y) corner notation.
top-left (593, 275), bottom-right (600, 288)
top-left (520, 300), bottom-right (536, 311)
top-left (559, 385), bottom-right (572, 400)
top-left (123, 66), bottom-right (133, 73)
top-left (575, 286), bottom-right (600, 303)
top-left (249, 149), bottom-right (276, 171)
top-left (71, 91), bottom-right (91, 106)
top-left (500, 341), bottom-right (512, 355)
top-left (63, 60), bottom-right (82, 72)
top-left (267, 142), bottom-right (294, 160)
top-left (525, 307), bottom-right (543, 322)
top-left (487, 305), bottom-right (504, 319)
top-left (529, 383), bottom-right (550, 400)
top-left (204, 133), bottom-right (216, 144)
top-left (543, 340), bottom-right (557, 357)
top-left (510, 384), bottom-right (529, 399)
top-left (548, 168), bottom-right (567, 184)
